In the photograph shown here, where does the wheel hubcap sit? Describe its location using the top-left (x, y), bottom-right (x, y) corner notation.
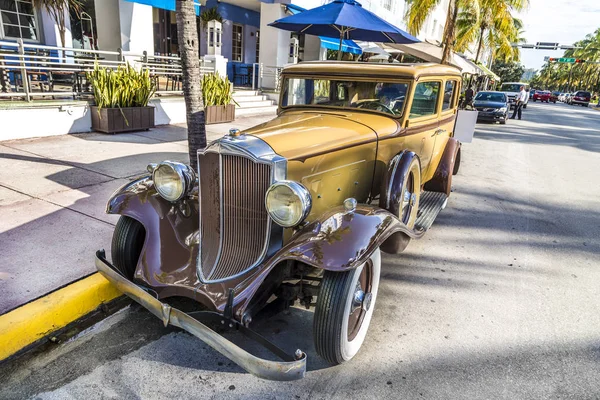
top-left (347, 261), bottom-right (373, 341)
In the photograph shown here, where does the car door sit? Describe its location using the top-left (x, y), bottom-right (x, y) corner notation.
top-left (429, 78), bottom-right (459, 178)
top-left (405, 79), bottom-right (442, 182)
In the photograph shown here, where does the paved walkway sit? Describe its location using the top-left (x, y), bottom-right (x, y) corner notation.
top-left (0, 114), bottom-right (275, 315)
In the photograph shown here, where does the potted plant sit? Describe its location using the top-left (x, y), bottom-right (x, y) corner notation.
top-left (87, 64), bottom-right (156, 133)
top-left (202, 73), bottom-right (237, 124)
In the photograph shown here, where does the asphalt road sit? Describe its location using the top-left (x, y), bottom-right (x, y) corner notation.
top-left (2, 102), bottom-right (600, 400)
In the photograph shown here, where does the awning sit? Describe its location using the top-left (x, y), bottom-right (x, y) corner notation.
top-left (380, 42), bottom-right (480, 74)
top-left (125, 0), bottom-right (200, 15)
top-left (475, 62), bottom-right (501, 81)
top-left (319, 37), bottom-right (362, 55)
top-left (285, 4), bottom-right (362, 56)
top-left (357, 41), bottom-right (389, 55)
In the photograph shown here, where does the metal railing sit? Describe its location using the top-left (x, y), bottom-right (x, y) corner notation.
top-left (258, 63), bottom-right (283, 92)
top-left (0, 39), bottom-right (216, 101)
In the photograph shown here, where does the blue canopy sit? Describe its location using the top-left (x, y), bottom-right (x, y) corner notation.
top-left (285, 4), bottom-right (361, 55)
top-left (270, 0), bottom-right (419, 44)
top-left (319, 36), bottom-right (362, 55)
top-left (125, 0), bottom-right (200, 15)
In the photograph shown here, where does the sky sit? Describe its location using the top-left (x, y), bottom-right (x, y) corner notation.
top-left (517, 0), bottom-right (600, 70)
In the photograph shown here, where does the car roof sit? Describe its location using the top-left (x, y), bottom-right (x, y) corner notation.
top-left (476, 91), bottom-right (505, 94)
top-left (282, 61), bottom-right (462, 80)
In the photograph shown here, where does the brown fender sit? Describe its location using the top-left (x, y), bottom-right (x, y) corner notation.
top-left (424, 138), bottom-right (461, 196)
top-left (377, 150), bottom-right (421, 254)
top-left (234, 204), bottom-right (423, 316)
top-left (106, 177), bottom-right (204, 302)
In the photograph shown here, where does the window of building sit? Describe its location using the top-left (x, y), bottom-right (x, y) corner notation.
top-left (409, 81), bottom-right (440, 118)
top-left (0, 0), bottom-right (39, 41)
top-left (232, 24), bottom-right (243, 62)
top-left (255, 30), bottom-right (260, 63)
top-left (442, 80), bottom-right (457, 110)
top-left (382, 0), bottom-right (392, 11)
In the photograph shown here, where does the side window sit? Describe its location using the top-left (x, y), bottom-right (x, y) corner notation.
top-left (409, 81), bottom-right (440, 118)
top-left (442, 80), bottom-right (457, 110)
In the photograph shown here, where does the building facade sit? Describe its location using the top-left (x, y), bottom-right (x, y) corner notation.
top-left (0, 0), bottom-right (451, 86)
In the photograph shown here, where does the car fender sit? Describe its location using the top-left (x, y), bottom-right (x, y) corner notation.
top-left (424, 138), bottom-right (460, 196)
top-left (106, 177), bottom-right (201, 299)
top-left (378, 150), bottom-right (420, 217)
top-left (261, 205), bottom-right (423, 274)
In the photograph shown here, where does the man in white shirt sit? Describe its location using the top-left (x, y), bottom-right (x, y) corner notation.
top-left (510, 86), bottom-right (527, 120)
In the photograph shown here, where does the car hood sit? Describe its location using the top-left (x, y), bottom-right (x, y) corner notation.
top-left (474, 101), bottom-right (507, 109)
top-left (241, 110), bottom-right (398, 160)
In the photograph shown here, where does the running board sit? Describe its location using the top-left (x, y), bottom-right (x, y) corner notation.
top-left (414, 191), bottom-right (448, 232)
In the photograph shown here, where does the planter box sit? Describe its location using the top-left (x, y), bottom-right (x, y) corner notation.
top-left (205, 104), bottom-right (235, 125)
top-left (91, 106), bottom-right (155, 134)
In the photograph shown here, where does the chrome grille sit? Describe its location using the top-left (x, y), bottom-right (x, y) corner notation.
top-left (198, 152), bottom-right (272, 282)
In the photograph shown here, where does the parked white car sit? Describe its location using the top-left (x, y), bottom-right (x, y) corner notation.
top-left (499, 82), bottom-right (530, 109)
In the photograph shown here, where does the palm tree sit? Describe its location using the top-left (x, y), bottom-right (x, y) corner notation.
top-left (176, 0), bottom-right (206, 171)
top-left (33, 0), bottom-right (81, 49)
top-left (405, 0), bottom-right (464, 64)
top-left (455, 0), bottom-right (528, 63)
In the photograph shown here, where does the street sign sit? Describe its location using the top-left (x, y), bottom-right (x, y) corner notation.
top-left (536, 42), bottom-right (559, 50)
top-left (560, 58), bottom-right (576, 63)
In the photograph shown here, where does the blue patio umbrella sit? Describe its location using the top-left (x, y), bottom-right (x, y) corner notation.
top-left (268, 0), bottom-right (419, 60)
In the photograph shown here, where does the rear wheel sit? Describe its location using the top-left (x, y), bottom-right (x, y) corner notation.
top-left (111, 216), bottom-right (145, 280)
top-left (314, 249), bottom-right (381, 365)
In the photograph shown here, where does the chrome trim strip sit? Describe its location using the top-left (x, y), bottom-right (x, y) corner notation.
top-left (197, 135), bottom-right (287, 284)
top-left (95, 252), bottom-right (306, 381)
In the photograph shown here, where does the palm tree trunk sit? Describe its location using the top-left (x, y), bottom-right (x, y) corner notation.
top-left (475, 26), bottom-right (485, 63)
top-left (441, 0), bottom-right (458, 65)
top-left (176, 0), bottom-right (206, 172)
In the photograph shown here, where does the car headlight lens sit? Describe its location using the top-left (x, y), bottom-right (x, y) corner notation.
top-left (152, 161), bottom-right (195, 202)
top-left (498, 107), bottom-right (507, 113)
top-left (265, 181), bottom-right (312, 227)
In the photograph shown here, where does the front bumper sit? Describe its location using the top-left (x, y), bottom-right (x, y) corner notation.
top-left (477, 112), bottom-right (507, 122)
top-left (95, 251), bottom-right (306, 381)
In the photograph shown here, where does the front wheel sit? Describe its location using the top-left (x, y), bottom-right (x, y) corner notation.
top-left (111, 216), bottom-right (145, 280)
top-left (314, 249), bottom-right (381, 365)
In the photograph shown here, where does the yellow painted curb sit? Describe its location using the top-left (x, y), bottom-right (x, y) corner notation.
top-left (0, 273), bottom-right (122, 361)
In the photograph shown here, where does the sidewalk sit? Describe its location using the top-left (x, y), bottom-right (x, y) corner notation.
top-left (0, 114), bottom-right (275, 316)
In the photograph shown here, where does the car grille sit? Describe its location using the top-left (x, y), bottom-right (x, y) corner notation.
top-left (198, 152), bottom-right (272, 282)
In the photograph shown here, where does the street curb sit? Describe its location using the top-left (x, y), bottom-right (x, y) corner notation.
top-left (0, 273), bottom-right (121, 361)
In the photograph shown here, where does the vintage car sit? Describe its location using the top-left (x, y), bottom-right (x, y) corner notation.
top-left (95, 62), bottom-right (465, 381)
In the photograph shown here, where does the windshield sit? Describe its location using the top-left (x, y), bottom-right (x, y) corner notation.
top-left (475, 92), bottom-right (506, 102)
top-left (281, 77), bottom-right (409, 116)
top-left (500, 84), bottom-right (524, 92)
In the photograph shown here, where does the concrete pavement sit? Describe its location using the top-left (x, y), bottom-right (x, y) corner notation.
top-left (2, 102), bottom-right (600, 399)
top-left (0, 115), bottom-right (275, 315)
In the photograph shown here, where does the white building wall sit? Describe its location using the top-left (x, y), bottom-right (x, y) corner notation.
top-left (118, 0), bottom-right (154, 56)
top-left (39, 7), bottom-right (73, 48)
top-left (259, 2), bottom-right (291, 88)
top-left (94, 0), bottom-right (121, 53)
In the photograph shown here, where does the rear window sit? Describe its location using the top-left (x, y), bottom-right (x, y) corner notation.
top-left (474, 92), bottom-right (506, 102)
top-left (576, 91), bottom-right (590, 97)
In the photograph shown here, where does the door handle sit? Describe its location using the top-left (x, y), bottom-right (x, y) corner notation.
top-left (432, 129), bottom-right (446, 137)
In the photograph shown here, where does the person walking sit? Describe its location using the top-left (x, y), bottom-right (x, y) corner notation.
top-left (510, 85), bottom-right (527, 120)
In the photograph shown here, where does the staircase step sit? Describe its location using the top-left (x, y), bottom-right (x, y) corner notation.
top-left (232, 90), bottom-right (260, 97)
top-left (233, 95), bottom-right (267, 103)
top-left (235, 100), bottom-right (275, 109)
top-left (414, 191), bottom-right (448, 232)
top-left (235, 105), bottom-right (278, 116)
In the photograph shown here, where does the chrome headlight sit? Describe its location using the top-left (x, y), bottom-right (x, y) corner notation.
top-left (265, 181), bottom-right (312, 228)
top-left (498, 107), bottom-right (507, 113)
top-left (151, 161), bottom-right (195, 202)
